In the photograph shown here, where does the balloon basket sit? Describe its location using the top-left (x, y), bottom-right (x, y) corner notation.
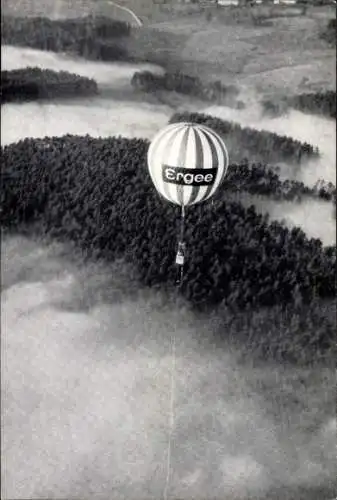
top-left (175, 241), bottom-right (186, 266)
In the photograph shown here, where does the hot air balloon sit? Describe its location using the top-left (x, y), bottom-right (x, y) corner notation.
top-left (147, 121), bottom-right (229, 285)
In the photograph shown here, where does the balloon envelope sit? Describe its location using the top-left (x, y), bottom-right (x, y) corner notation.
top-left (147, 122), bottom-right (229, 206)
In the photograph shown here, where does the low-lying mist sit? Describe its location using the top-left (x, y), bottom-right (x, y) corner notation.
top-left (2, 235), bottom-right (336, 500)
top-left (227, 192), bottom-right (336, 246)
top-left (204, 102), bottom-right (336, 186)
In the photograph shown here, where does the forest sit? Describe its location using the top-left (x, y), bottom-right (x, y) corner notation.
top-left (1, 15), bottom-right (131, 61)
top-left (2, 134), bottom-right (335, 331)
top-left (262, 91), bottom-right (336, 119)
top-left (131, 70), bottom-right (242, 107)
top-left (170, 111), bottom-right (319, 165)
top-left (1, 67), bottom-right (98, 102)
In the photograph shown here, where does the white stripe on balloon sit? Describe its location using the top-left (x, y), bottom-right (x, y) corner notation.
top-left (182, 127), bottom-right (197, 206)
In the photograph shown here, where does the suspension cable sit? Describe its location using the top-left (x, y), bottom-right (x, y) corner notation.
top-left (163, 203), bottom-right (186, 499)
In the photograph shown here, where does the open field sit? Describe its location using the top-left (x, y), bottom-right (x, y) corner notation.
top-left (2, 0), bottom-right (336, 94)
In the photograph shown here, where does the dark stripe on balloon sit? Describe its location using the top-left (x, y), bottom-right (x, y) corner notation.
top-left (210, 129), bottom-right (228, 186)
top-left (200, 126), bottom-right (227, 200)
top-left (176, 126), bottom-right (190, 206)
top-left (204, 127), bottom-right (229, 197)
top-left (201, 128), bottom-right (219, 202)
top-left (188, 127), bottom-right (204, 206)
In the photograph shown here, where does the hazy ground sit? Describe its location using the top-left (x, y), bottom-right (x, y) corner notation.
top-left (2, 236), bottom-right (336, 500)
top-left (1, 4), bottom-right (336, 500)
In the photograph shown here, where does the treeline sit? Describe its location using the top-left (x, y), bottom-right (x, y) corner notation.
top-left (212, 298), bottom-right (336, 364)
top-left (224, 162), bottom-right (336, 203)
top-left (320, 18), bottom-right (336, 46)
top-left (2, 135), bottom-right (335, 313)
top-left (1, 68), bottom-right (98, 103)
top-left (1, 15), bottom-right (131, 61)
top-left (262, 91), bottom-right (336, 119)
top-left (290, 91), bottom-right (336, 119)
top-left (131, 70), bottom-right (242, 107)
top-left (169, 112), bottom-right (319, 165)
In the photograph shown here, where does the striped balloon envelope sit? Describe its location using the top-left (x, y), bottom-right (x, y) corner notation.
top-left (147, 122), bottom-right (229, 207)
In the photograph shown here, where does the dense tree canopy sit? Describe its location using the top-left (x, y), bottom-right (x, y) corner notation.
top-left (1, 67), bottom-right (98, 102)
top-left (170, 111), bottom-right (319, 165)
top-left (2, 15), bottom-right (130, 61)
top-left (2, 134), bottom-right (335, 316)
top-left (262, 91), bottom-right (336, 119)
top-left (131, 70), bottom-right (242, 107)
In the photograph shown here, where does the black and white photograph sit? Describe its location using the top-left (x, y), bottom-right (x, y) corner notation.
top-left (1, 0), bottom-right (336, 499)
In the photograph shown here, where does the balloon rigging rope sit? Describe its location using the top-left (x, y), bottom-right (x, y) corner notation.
top-left (163, 330), bottom-right (176, 500)
top-left (163, 204), bottom-right (183, 500)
